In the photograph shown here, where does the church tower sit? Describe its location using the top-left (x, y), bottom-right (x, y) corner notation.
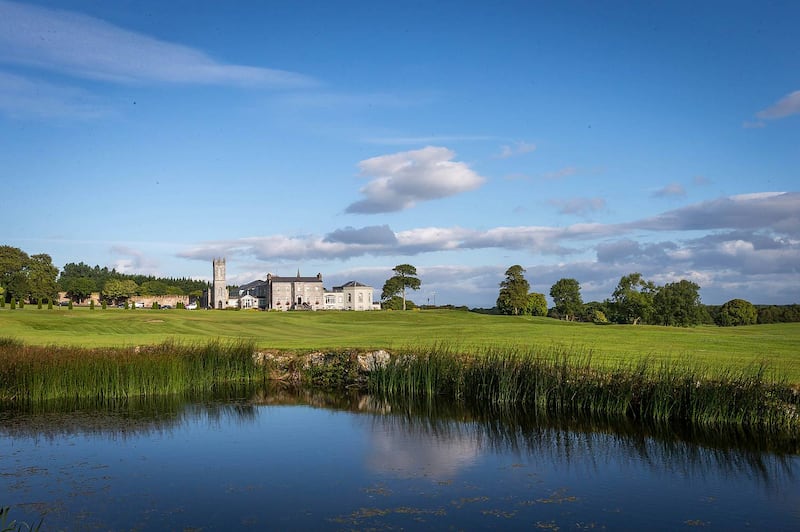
top-left (212, 258), bottom-right (227, 309)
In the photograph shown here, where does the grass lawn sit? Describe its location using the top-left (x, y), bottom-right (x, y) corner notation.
top-left (2, 306), bottom-right (799, 382)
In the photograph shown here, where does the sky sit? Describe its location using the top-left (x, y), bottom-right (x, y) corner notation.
top-left (1, 0), bottom-right (798, 307)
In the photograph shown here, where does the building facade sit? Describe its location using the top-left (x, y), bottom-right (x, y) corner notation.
top-left (211, 258), bottom-right (228, 310)
top-left (325, 281), bottom-right (375, 311)
top-left (263, 272), bottom-right (325, 311)
top-left (208, 260), bottom-right (377, 311)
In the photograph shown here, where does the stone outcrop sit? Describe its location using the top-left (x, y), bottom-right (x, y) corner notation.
top-left (252, 349), bottom-right (392, 386)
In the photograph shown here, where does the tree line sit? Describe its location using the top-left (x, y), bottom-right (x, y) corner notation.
top-left (0, 245), bottom-right (208, 306)
top-left (494, 265), bottom-right (798, 327)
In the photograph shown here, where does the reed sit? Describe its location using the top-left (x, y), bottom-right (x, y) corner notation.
top-left (368, 345), bottom-right (800, 433)
top-left (0, 338), bottom-right (266, 405)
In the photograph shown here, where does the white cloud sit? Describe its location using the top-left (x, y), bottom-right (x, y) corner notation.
top-left (110, 245), bottom-right (159, 275)
top-left (756, 90), bottom-right (800, 120)
top-left (496, 141), bottom-right (537, 159)
top-left (631, 192), bottom-right (799, 236)
top-left (345, 146), bottom-right (486, 213)
top-left (0, 71), bottom-right (110, 119)
top-left (0, 0), bottom-right (314, 88)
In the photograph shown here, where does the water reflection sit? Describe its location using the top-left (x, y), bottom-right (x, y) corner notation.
top-left (2, 385), bottom-right (796, 487)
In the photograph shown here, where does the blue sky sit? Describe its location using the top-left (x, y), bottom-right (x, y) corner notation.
top-left (1, 0), bottom-right (798, 307)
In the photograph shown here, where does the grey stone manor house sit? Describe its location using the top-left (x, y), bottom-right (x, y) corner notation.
top-left (205, 258), bottom-right (378, 311)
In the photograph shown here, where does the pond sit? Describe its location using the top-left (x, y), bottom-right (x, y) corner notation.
top-left (2, 387), bottom-right (799, 530)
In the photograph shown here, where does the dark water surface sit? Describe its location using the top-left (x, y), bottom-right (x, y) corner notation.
top-left (1, 388), bottom-right (799, 530)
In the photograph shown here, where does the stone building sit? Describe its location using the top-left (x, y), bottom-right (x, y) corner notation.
top-left (324, 281), bottom-right (375, 311)
top-left (211, 258), bottom-right (228, 310)
top-left (263, 271), bottom-right (324, 311)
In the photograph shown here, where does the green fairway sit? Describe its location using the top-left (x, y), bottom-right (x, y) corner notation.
top-left (1, 307), bottom-right (799, 382)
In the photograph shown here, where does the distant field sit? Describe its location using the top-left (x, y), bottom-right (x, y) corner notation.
top-left (1, 307), bottom-right (799, 382)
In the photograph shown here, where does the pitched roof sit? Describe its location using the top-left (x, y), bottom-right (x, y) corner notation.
top-left (336, 280), bottom-right (372, 289)
top-left (269, 276), bottom-right (323, 283)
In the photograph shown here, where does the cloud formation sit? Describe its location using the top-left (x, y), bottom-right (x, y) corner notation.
top-left (0, 0), bottom-right (314, 88)
top-left (652, 183), bottom-right (687, 198)
top-left (630, 192), bottom-right (799, 236)
top-left (496, 141), bottom-right (537, 159)
top-left (345, 146), bottom-right (486, 213)
top-left (549, 197), bottom-right (606, 216)
top-left (756, 90), bottom-right (800, 120)
top-left (181, 192), bottom-right (799, 264)
top-left (0, 71), bottom-right (109, 119)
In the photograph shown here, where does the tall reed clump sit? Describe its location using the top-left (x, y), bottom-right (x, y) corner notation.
top-left (368, 345), bottom-right (800, 433)
top-left (0, 338), bottom-right (266, 405)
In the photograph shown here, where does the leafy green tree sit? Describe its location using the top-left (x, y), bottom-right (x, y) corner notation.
top-left (550, 278), bottom-right (583, 321)
top-left (27, 254), bottom-right (59, 305)
top-left (0, 245), bottom-right (30, 303)
top-left (652, 280), bottom-right (703, 327)
top-left (526, 292), bottom-right (548, 317)
top-left (610, 273), bottom-right (656, 325)
top-left (140, 280), bottom-right (169, 296)
top-left (103, 279), bottom-right (139, 304)
top-left (717, 298), bottom-right (757, 326)
top-left (381, 264), bottom-right (421, 311)
top-left (64, 277), bottom-right (96, 303)
top-left (496, 265), bottom-right (531, 315)
top-left (382, 295), bottom-right (417, 310)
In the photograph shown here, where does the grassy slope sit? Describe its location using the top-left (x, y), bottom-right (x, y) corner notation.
top-left (1, 307), bottom-right (798, 382)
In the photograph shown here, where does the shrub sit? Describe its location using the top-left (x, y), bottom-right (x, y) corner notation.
top-left (90, 300), bottom-right (95, 310)
top-left (717, 299), bottom-right (757, 326)
top-left (591, 310), bottom-right (609, 324)
top-left (152, 302), bottom-right (159, 309)
top-left (18, 299), bottom-right (24, 309)
top-left (10, 300), bottom-right (16, 310)
top-left (101, 301), bottom-right (107, 310)
top-left (68, 300), bottom-right (73, 310)
top-left (47, 300), bottom-right (53, 310)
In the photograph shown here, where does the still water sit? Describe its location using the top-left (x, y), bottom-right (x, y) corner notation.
top-left (2, 388), bottom-right (799, 530)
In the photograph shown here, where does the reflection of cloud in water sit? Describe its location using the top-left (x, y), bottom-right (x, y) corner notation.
top-left (364, 417), bottom-right (482, 478)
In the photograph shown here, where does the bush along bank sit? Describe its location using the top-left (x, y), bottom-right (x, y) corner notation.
top-left (1, 338), bottom-right (798, 434)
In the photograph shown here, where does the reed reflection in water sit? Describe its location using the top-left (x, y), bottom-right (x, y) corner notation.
top-left (1, 386), bottom-right (798, 530)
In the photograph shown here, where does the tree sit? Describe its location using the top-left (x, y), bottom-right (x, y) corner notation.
top-left (717, 299), bottom-right (757, 327)
top-left (27, 254), bottom-right (59, 305)
top-left (550, 278), bottom-right (583, 321)
top-left (381, 264), bottom-right (421, 311)
top-left (140, 280), bottom-right (169, 296)
top-left (381, 295), bottom-right (417, 311)
top-left (496, 265), bottom-right (531, 315)
top-left (102, 279), bottom-right (138, 304)
top-left (652, 280), bottom-right (703, 327)
top-left (64, 277), bottom-right (96, 303)
top-left (0, 245), bottom-right (30, 303)
top-left (610, 273), bottom-right (656, 325)
top-left (526, 292), bottom-right (548, 317)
